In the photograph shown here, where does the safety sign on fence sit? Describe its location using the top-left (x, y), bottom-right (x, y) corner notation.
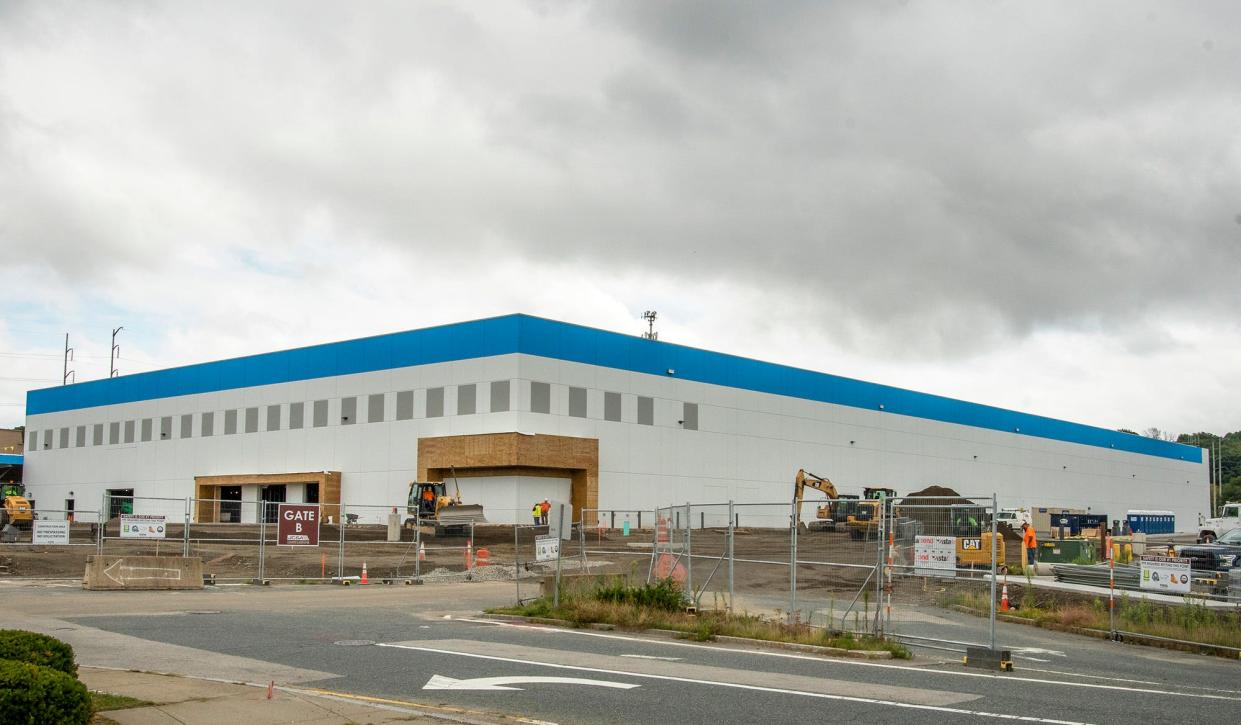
top-left (32, 519), bottom-right (69, 545)
top-left (1139, 555), bottom-right (1191, 594)
top-left (120, 514), bottom-right (166, 539)
top-left (277, 504), bottom-right (320, 546)
top-left (914, 535), bottom-right (956, 578)
top-left (535, 535), bottom-right (559, 562)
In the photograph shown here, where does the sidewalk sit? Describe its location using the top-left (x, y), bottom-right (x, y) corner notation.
top-left (82, 667), bottom-right (496, 724)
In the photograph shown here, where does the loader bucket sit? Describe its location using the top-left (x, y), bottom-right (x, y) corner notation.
top-left (439, 504), bottom-right (487, 524)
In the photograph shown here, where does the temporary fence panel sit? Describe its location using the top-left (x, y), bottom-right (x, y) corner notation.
top-left (724, 502), bottom-right (798, 621)
top-left (187, 498), bottom-right (264, 582)
top-left (788, 498), bottom-right (886, 634)
top-left (337, 503), bottom-right (429, 584)
top-left (580, 509), bottom-right (656, 579)
top-left (679, 502), bottom-right (734, 612)
top-left (883, 494), bottom-right (999, 652)
top-left (0, 508), bottom-right (104, 579)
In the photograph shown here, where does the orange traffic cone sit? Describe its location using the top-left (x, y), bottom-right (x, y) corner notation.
top-left (1000, 582), bottom-right (1010, 612)
top-left (418, 542), bottom-right (426, 561)
top-left (360, 561), bottom-right (369, 585)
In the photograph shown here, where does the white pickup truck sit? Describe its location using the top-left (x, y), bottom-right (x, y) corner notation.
top-left (1198, 502), bottom-right (1241, 543)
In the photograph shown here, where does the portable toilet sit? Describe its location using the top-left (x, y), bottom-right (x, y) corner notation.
top-left (1126, 510), bottom-right (1174, 535)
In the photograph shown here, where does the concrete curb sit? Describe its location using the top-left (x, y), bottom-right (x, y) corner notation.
top-left (479, 614), bottom-right (893, 658)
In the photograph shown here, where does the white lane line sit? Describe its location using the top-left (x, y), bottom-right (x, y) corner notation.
top-left (454, 618), bottom-right (1241, 702)
top-left (620, 654), bottom-right (682, 661)
top-left (378, 642), bottom-right (1085, 724)
top-left (1017, 667), bottom-right (1241, 694)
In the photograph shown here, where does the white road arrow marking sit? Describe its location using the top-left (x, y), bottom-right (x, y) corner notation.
top-left (101, 560), bottom-right (183, 584)
top-left (620, 654), bottom-right (682, 661)
top-left (423, 674), bottom-right (639, 692)
top-left (1011, 648), bottom-right (1065, 658)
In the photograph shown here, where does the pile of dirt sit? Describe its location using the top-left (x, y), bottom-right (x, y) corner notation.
top-left (899, 485), bottom-right (984, 537)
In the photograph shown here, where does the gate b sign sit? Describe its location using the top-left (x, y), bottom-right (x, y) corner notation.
top-left (277, 504), bottom-right (320, 547)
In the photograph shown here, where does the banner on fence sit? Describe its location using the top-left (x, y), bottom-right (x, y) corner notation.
top-left (277, 504), bottom-right (320, 546)
top-left (535, 535), bottom-right (559, 562)
top-left (914, 535), bottom-right (956, 577)
top-left (121, 514), bottom-right (166, 539)
top-left (1139, 555), bottom-right (1190, 593)
top-left (32, 519), bottom-right (69, 544)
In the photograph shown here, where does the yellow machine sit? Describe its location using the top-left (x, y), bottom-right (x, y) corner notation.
top-left (405, 475), bottom-right (486, 536)
top-left (956, 532), bottom-right (1007, 572)
top-left (792, 469), bottom-right (860, 531)
top-left (0, 483), bottom-right (33, 530)
top-left (846, 487), bottom-right (898, 540)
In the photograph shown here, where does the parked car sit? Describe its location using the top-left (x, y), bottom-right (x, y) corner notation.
top-left (1176, 527), bottom-right (1241, 572)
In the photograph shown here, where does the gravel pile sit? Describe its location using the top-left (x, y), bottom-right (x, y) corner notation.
top-left (416, 558), bottom-right (613, 583)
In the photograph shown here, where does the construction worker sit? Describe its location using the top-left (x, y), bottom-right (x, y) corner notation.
top-left (421, 486), bottom-right (435, 515)
top-left (1022, 522), bottom-right (1038, 569)
top-left (540, 499), bottom-right (551, 526)
top-left (532, 502), bottom-right (542, 526)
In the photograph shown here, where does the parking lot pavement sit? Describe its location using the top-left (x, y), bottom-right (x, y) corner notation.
top-left (8, 581), bottom-right (1241, 724)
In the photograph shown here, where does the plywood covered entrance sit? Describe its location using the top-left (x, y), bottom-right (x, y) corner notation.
top-left (193, 471), bottom-right (340, 523)
top-left (418, 433), bottom-right (598, 525)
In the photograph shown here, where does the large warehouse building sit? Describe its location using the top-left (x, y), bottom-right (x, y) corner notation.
top-left (21, 314), bottom-right (1208, 528)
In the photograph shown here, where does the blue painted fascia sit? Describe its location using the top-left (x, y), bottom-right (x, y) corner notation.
top-left (0, 453), bottom-right (22, 465)
top-left (25, 314), bottom-right (1201, 463)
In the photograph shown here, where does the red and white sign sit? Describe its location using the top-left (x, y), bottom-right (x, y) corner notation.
top-left (277, 504), bottom-right (320, 547)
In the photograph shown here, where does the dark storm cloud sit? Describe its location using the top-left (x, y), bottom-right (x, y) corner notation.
top-left (2, 0), bottom-right (1239, 360)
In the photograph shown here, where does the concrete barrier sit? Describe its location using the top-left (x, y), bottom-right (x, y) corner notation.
top-left (83, 555), bottom-right (204, 591)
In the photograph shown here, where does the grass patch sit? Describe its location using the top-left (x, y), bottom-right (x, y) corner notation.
top-left (940, 587), bottom-right (1241, 653)
top-left (90, 692), bottom-right (151, 712)
top-left (487, 576), bottom-right (910, 658)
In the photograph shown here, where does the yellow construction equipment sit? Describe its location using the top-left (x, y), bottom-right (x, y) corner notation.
top-left (846, 487), bottom-right (898, 540)
top-left (792, 469), bottom-right (859, 531)
top-left (1, 483), bottom-right (33, 530)
top-left (956, 533), bottom-right (1007, 573)
top-left (405, 470), bottom-right (486, 536)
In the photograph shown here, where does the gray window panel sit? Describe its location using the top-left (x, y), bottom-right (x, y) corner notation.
top-left (58, 427), bottom-right (69, 448)
top-left (43, 429), bottom-right (51, 449)
top-left (568, 387), bottom-right (587, 418)
top-left (267, 404), bottom-right (281, 431)
top-left (368, 394), bottom-right (384, 423)
top-left (682, 402), bottom-right (699, 431)
top-left (289, 402), bottom-right (304, 429)
top-left (313, 400), bottom-right (328, 427)
top-left (201, 412), bottom-right (214, 437)
top-left (245, 407), bottom-right (259, 433)
top-left (490, 381), bottom-right (510, 413)
top-left (159, 416), bottom-right (172, 439)
top-left (604, 392), bottom-right (621, 422)
top-left (180, 414), bottom-right (193, 438)
top-left (340, 396), bottom-right (356, 424)
top-left (637, 396), bottom-right (654, 425)
top-left (396, 391), bottom-right (414, 420)
top-left (75, 425), bottom-right (86, 447)
top-left (140, 418), bottom-right (152, 442)
top-left (457, 384), bottom-right (476, 415)
top-left (109, 422), bottom-right (120, 444)
top-left (28, 431), bottom-right (37, 450)
top-left (426, 387), bottom-right (444, 418)
top-left (531, 382), bottom-right (550, 414)
top-left (92, 424), bottom-right (103, 446)
top-left (224, 409), bottom-right (238, 434)
top-left (124, 420), bottom-right (135, 444)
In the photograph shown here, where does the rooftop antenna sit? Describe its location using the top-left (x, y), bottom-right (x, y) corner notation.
top-left (642, 310), bottom-right (658, 340)
top-left (62, 333), bottom-right (75, 385)
top-left (110, 326), bottom-right (124, 377)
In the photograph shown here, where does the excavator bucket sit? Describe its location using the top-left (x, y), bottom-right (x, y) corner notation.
top-left (438, 503), bottom-right (487, 524)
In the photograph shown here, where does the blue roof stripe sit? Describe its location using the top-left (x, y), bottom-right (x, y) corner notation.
top-left (25, 314), bottom-right (1201, 463)
top-left (0, 453), bottom-right (21, 465)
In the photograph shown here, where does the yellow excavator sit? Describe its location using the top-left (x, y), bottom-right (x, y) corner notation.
top-left (405, 469), bottom-right (486, 536)
top-left (1, 483), bottom-right (34, 530)
top-left (793, 469), bottom-right (859, 531)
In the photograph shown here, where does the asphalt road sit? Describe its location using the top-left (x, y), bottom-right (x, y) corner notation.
top-left (7, 581), bottom-right (1240, 724)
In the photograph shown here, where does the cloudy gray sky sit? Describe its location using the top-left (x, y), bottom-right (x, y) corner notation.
top-left (1, 0), bottom-right (1239, 435)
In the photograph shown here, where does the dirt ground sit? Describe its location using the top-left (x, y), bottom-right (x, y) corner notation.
top-left (0, 521), bottom-right (1021, 598)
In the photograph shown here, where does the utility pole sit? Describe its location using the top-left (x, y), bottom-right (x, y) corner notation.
top-left (642, 310), bottom-right (658, 340)
top-left (110, 326), bottom-right (124, 377)
top-left (62, 333), bottom-right (75, 385)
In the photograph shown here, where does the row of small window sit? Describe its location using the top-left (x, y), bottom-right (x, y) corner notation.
top-left (28, 381), bottom-right (700, 451)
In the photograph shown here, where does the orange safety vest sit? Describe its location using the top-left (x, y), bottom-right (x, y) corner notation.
top-left (1023, 527), bottom-right (1037, 549)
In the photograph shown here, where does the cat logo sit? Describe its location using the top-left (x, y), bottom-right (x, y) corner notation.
top-left (961, 538), bottom-right (982, 550)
